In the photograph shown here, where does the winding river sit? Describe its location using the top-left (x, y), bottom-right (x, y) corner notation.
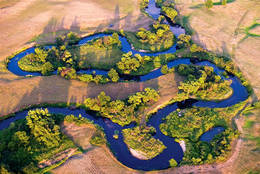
top-left (2, 0), bottom-right (249, 171)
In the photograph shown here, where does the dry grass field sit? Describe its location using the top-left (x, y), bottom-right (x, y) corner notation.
top-left (0, 73), bottom-right (181, 117)
top-left (175, 0), bottom-right (260, 98)
top-left (53, 123), bottom-right (141, 174)
top-left (0, 0), bottom-right (152, 62)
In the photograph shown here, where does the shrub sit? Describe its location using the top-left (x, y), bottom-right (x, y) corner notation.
top-left (108, 68), bottom-right (120, 82)
top-left (41, 62), bottom-right (54, 75)
top-left (169, 158), bottom-right (178, 167)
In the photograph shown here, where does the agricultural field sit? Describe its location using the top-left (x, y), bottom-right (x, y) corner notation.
top-left (0, 0), bottom-right (259, 174)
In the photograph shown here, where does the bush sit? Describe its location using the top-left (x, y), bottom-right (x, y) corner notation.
top-left (90, 131), bottom-right (106, 146)
top-left (108, 68), bottom-right (119, 82)
top-left (41, 62), bottom-right (54, 75)
top-left (122, 126), bottom-right (166, 159)
top-left (169, 158), bottom-right (178, 167)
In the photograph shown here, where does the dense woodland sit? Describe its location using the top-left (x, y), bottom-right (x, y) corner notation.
top-left (0, 109), bottom-right (78, 173)
top-left (126, 21), bottom-right (175, 52)
top-left (84, 88), bottom-right (159, 126)
top-left (174, 64), bottom-right (232, 101)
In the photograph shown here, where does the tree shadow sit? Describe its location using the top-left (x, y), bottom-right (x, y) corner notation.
top-left (32, 16), bottom-right (82, 45)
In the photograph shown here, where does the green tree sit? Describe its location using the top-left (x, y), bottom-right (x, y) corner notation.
top-left (169, 158), bottom-right (178, 167)
top-left (222, 0), bottom-right (227, 5)
top-left (26, 109), bottom-right (61, 148)
top-left (108, 68), bottom-right (119, 82)
top-left (41, 62), bottom-right (54, 75)
top-left (190, 44), bottom-right (204, 53)
top-left (153, 56), bottom-right (161, 68)
top-left (67, 32), bottom-right (80, 45)
top-left (0, 164), bottom-right (11, 174)
top-left (161, 6), bottom-right (178, 23)
top-left (117, 52), bottom-right (141, 74)
top-left (13, 131), bottom-right (30, 147)
top-left (34, 48), bottom-right (48, 63)
top-left (205, 0), bottom-right (213, 8)
top-left (161, 65), bottom-right (169, 74)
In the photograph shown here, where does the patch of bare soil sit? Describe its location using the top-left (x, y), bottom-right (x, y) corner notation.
top-left (61, 122), bottom-right (96, 150)
top-left (39, 148), bottom-right (78, 169)
top-left (53, 122), bottom-right (141, 174)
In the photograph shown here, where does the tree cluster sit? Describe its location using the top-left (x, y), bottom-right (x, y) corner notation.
top-left (175, 64), bottom-right (232, 100)
top-left (122, 126), bottom-right (166, 159)
top-left (161, 5), bottom-right (178, 23)
top-left (84, 88), bottom-right (159, 126)
top-left (0, 109), bottom-right (76, 173)
top-left (117, 52), bottom-right (151, 74)
top-left (136, 22), bottom-right (174, 52)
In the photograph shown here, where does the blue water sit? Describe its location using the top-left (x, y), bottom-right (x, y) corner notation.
top-left (200, 127), bottom-right (225, 142)
top-left (2, 0), bottom-right (248, 171)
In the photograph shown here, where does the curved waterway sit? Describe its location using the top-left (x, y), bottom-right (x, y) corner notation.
top-left (3, 0), bottom-right (249, 171)
top-left (1, 58), bottom-right (249, 171)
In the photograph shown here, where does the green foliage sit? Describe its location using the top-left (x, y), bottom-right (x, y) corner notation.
top-left (128, 88), bottom-right (160, 108)
top-left (169, 158), bottom-right (178, 167)
top-left (161, 65), bottom-right (169, 74)
top-left (222, 0), bottom-right (227, 5)
top-left (108, 68), bottom-right (120, 82)
top-left (41, 62), bottom-right (54, 75)
top-left (122, 126), bottom-right (166, 159)
top-left (117, 52), bottom-right (141, 74)
top-left (84, 92), bottom-right (135, 126)
top-left (140, 0), bottom-right (149, 10)
top-left (190, 44), bottom-right (204, 53)
top-left (205, 0), bottom-right (213, 8)
top-left (177, 34), bottom-right (191, 48)
top-left (0, 109), bottom-right (77, 173)
top-left (64, 114), bottom-right (93, 125)
top-left (133, 22), bottom-right (174, 52)
top-left (161, 6), bottom-right (178, 23)
top-left (18, 48), bottom-right (49, 72)
top-left (155, 0), bottom-right (166, 7)
top-left (160, 102), bottom-right (246, 165)
top-left (84, 89), bottom-right (159, 126)
top-left (77, 74), bottom-right (109, 84)
top-left (0, 164), bottom-right (11, 174)
top-left (26, 109), bottom-right (61, 148)
top-left (58, 67), bottom-right (77, 79)
top-left (153, 56), bottom-right (161, 68)
top-left (66, 32), bottom-right (80, 45)
top-left (160, 107), bottom-right (227, 141)
top-left (90, 130), bottom-right (106, 146)
top-left (176, 64), bottom-right (232, 100)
